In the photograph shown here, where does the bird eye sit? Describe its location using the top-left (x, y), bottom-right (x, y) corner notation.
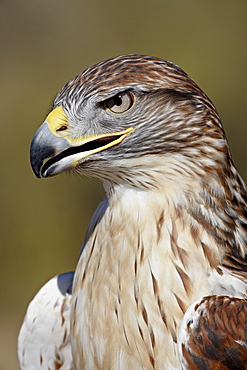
top-left (104, 91), bottom-right (134, 114)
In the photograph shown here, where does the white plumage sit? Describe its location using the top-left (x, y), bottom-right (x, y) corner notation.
top-left (18, 272), bottom-right (74, 369)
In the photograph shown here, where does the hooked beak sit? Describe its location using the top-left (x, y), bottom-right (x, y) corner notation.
top-left (30, 106), bottom-right (134, 178)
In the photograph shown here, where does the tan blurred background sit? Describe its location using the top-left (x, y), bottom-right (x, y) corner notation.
top-left (1, 1), bottom-right (246, 368)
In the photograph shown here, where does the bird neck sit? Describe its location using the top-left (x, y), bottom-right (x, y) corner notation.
top-left (103, 152), bottom-right (247, 272)
top-left (103, 171), bottom-right (225, 277)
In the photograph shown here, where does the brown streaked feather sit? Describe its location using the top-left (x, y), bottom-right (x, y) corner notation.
top-left (179, 296), bottom-right (247, 369)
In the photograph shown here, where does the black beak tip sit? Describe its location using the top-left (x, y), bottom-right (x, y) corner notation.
top-left (30, 158), bottom-right (42, 178)
top-left (30, 137), bottom-right (56, 179)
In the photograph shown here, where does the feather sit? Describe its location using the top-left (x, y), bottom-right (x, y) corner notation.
top-left (18, 273), bottom-right (74, 370)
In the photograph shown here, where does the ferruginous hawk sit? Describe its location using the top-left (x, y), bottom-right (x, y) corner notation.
top-left (18, 55), bottom-right (247, 369)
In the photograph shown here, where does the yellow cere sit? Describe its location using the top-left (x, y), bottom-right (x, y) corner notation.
top-left (46, 107), bottom-right (69, 137)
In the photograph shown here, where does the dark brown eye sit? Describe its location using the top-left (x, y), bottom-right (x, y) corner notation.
top-left (105, 91), bottom-right (135, 114)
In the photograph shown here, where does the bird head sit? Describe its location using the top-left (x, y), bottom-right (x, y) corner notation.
top-left (30, 55), bottom-right (229, 187)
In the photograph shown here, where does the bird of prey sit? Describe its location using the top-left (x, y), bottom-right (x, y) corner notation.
top-left (18, 55), bottom-right (247, 369)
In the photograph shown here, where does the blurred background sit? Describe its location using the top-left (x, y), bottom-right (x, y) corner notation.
top-left (1, 0), bottom-right (247, 368)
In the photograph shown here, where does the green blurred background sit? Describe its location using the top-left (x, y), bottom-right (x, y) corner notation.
top-left (1, 1), bottom-right (246, 368)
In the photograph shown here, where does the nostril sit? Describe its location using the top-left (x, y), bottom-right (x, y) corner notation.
top-left (57, 125), bottom-right (67, 132)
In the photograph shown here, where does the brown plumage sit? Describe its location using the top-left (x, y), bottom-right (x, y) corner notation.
top-left (19, 54), bottom-right (247, 369)
top-left (179, 296), bottom-right (247, 369)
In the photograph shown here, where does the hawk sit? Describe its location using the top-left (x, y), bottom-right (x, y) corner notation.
top-left (18, 55), bottom-right (247, 369)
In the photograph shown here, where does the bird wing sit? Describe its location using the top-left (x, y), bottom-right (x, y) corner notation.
top-left (178, 295), bottom-right (247, 369)
top-left (78, 197), bottom-right (108, 258)
top-left (18, 272), bottom-right (74, 370)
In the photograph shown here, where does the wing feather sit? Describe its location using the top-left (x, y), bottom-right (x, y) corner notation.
top-left (18, 272), bottom-right (74, 370)
top-left (179, 295), bottom-right (247, 369)
top-left (78, 198), bottom-right (108, 258)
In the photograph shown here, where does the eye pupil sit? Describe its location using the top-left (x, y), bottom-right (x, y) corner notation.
top-left (105, 91), bottom-right (134, 114)
top-left (114, 96), bottom-right (122, 106)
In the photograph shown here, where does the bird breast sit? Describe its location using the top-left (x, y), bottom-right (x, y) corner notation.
top-left (70, 181), bottom-right (236, 369)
